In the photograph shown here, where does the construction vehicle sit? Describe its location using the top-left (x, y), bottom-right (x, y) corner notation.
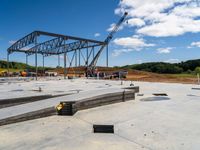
top-left (86, 12), bottom-right (128, 77)
top-left (0, 71), bottom-right (7, 77)
top-left (20, 71), bottom-right (27, 77)
top-left (112, 70), bottom-right (128, 79)
top-left (19, 70), bottom-right (37, 77)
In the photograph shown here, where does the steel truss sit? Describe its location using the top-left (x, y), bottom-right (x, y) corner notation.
top-left (7, 31), bottom-right (107, 80)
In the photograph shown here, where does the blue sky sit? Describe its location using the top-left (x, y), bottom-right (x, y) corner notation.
top-left (1, 0), bottom-right (200, 67)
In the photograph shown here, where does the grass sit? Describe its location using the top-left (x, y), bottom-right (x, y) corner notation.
top-left (166, 73), bottom-right (197, 78)
top-left (0, 67), bottom-right (198, 80)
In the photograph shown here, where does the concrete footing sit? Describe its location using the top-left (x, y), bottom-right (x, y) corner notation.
top-left (0, 95), bottom-right (53, 108)
top-left (0, 107), bottom-right (56, 126)
top-left (0, 94), bottom-right (70, 108)
top-left (0, 86), bottom-right (139, 126)
top-left (57, 87), bottom-right (139, 116)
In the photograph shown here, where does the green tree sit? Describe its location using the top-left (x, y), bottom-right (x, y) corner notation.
top-left (195, 67), bottom-right (200, 74)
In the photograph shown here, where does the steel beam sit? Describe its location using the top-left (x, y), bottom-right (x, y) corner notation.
top-left (26, 40), bottom-right (103, 57)
top-left (8, 31), bottom-right (105, 55)
top-left (7, 30), bottom-right (107, 71)
top-left (36, 31), bottom-right (105, 44)
top-left (7, 31), bottom-right (38, 54)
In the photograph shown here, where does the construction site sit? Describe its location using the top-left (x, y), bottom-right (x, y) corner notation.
top-left (1, 1), bottom-right (200, 150)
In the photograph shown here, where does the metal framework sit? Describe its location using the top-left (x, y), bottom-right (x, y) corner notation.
top-left (7, 31), bottom-right (106, 80)
top-left (7, 12), bottom-right (128, 79)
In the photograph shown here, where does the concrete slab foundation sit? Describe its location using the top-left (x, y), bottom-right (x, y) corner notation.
top-left (1, 79), bottom-right (200, 150)
top-left (0, 79), bottom-right (139, 126)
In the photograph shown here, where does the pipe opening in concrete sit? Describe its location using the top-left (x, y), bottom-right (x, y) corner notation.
top-left (153, 93), bottom-right (168, 96)
top-left (191, 88), bottom-right (200, 90)
top-left (93, 125), bottom-right (114, 133)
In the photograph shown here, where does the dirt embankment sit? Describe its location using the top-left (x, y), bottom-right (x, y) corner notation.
top-left (126, 70), bottom-right (197, 84)
top-left (53, 67), bottom-right (198, 84)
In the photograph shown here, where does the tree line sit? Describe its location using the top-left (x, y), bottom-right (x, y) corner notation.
top-left (0, 60), bottom-right (53, 71)
top-left (117, 59), bottom-right (200, 74)
top-left (1, 59), bottom-right (200, 74)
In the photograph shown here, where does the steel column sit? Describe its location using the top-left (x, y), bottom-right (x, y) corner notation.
top-left (79, 49), bottom-right (81, 66)
top-left (64, 53), bottom-right (67, 79)
top-left (26, 54), bottom-right (28, 71)
top-left (43, 55), bottom-right (45, 76)
top-left (26, 54), bottom-right (28, 65)
top-left (86, 42), bottom-right (88, 67)
top-left (106, 45), bottom-right (108, 67)
top-left (7, 53), bottom-right (9, 75)
top-left (35, 39), bottom-right (38, 80)
top-left (93, 47), bottom-right (95, 59)
top-left (75, 50), bottom-right (77, 67)
top-left (58, 54), bottom-right (60, 67)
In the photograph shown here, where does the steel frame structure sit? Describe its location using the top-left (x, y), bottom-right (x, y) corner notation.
top-left (7, 31), bottom-right (107, 80)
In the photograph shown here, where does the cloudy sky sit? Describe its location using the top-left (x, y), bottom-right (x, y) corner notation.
top-left (1, 0), bottom-right (200, 67)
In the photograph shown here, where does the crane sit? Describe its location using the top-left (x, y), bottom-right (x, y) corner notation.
top-left (86, 12), bottom-right (128, 77)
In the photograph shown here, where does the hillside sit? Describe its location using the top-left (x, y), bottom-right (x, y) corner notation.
top-left (118, 59), bottom-right (200, 74)
top-left (0, 60), bottom-right (53, 72)
top-left (1, 59), bottom-right (199, 84)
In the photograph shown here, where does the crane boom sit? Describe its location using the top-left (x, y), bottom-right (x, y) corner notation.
top-left (89, 12), bottom-right (128, 67)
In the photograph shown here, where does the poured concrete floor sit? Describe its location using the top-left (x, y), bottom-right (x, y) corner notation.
top-left (0, 79), bottom-right (200, 150)
top-left (0, 78), bottom-right (129, 100)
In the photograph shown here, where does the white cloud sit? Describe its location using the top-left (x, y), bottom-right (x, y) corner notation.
top-left (157, 47), bottom-right (173, 54)
top-left (187, 46), bottom-right (193, 49)
top-left (113, 36), bottom-right (155, 49)
top-left (127, 18), bottom-right (145, 27)
top-left (94, 33), bottom-right (100, 37)
top-left (21, 46), bottom-right (31, 50)
top-left (115, 0), bottom-right (200, 37)
top-left (107, 23), bottom-right (116, 32)
top-left (9, 40), bottom-right (16, 44)
top-left (112, 49), bottom-right (134, 57)
top-left (53, 55), bottom-right (64, 59)
top-left (112, 36), bottom-right (155, 56)
top-left (164, 58), bottom-right (180, 63)
top-left (107, 23), bottom-right (123, 32)
top-left (190, 41), bottom-right (200, 47)
top-left (137, 59), bottom-right (143, 64)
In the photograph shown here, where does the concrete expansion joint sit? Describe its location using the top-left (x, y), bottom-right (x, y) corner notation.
top-left (74, 116), bottom-right (93, 126)
top-left (114, 118), bottom-right (135, 126)
top-left (114, 133), bottom-right (153, 150)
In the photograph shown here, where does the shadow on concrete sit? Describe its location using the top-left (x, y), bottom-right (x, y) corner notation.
top-left (187, 94), bottom-right (200, 98)
top-left (140, 96), bottom-right (170, 102)
top-left (10, 89), bottom-right (24, 92)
